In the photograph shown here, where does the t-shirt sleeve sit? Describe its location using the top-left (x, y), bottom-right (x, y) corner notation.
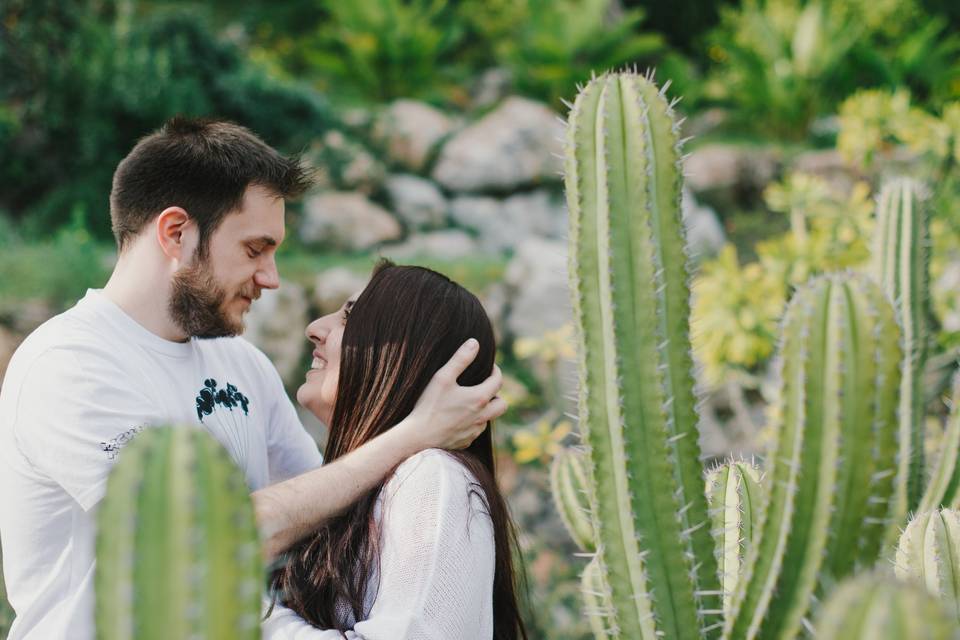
top-left (351, 450), bottom-right (496, 640)
top-left (256, 350), bottom-right (323, 483)
top-left (12, 348), bottom-right (159, 511)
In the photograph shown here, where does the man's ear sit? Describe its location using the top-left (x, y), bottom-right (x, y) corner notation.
top-left (155, 207), bottom-right (193, 261)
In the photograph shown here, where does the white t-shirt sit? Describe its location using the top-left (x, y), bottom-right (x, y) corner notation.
top-left (261, 449), bottom-right (496, 640)
top-left (0, 289), bottom-right (323, 640)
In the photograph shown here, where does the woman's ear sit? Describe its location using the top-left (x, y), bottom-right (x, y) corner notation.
top-left (155, 207), bottom-right (194, 262)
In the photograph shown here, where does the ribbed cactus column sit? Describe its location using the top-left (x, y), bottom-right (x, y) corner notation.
top-left (550, 447), bottom-right (596, 553)
top-left (919, 374), bottom-right (960, 513)
top-left (724, 274), bottom-right (902, 640)
top-left (565, 71), bottom-right (721, 639)
top-left (895, 508), bottom-right (960, 624)
top-left (705, 460), bottom-right (763, 618)
top-left (815, 572), bottom-right (958, 639)
top-left (95, 426), bottom-right (262, 640)
top-left (871, 177), bottom-right (932, 515)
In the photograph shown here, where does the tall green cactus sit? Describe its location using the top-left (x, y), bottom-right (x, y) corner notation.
top-left (723, 274), bottom-right (903, 640)
top-left (705, 459), bottom-right (763, 618)
top-left (814, 572), bottom-right (958, 639)
top-left (564, 70), bottom-right (721, 639)
top-left (895, 508), bottom-right (960, 624)
top-left (871, 177), bottom-right (932, 515)
top-left (550, 447), bottom-right (596, 553)
top-left (95, 426), bottom-right (262, 640)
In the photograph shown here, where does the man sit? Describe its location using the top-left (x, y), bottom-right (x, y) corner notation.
top-left (0, 117), bottom-right (505, 639)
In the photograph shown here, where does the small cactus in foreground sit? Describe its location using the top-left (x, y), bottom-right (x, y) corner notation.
top-left (919, 374), bottom-right (960, 513)
top-left (550, 447), bottom-right (596, 552)
top-left (724, 273), bottom-right (903, 640)
top-left (581, 556), bottom-right (615, 640)
top-left (815, 572), bottom-right (958, 639)
top-left (95, 426), bottom-right (262, 640)
top-left (895, 508), bottom-right (960, 624)
top-left (565, 70), bottom-right (721, 639)
top-left (871, 177), bottom-right (933, 516)
top-left (705, 459), bottom-right (763, 618)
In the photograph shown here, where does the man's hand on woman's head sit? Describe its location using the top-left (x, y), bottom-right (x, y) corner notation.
top-left (400, 338), bottom-right (507, 451)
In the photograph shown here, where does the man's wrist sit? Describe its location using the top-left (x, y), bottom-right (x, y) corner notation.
top-left (385, 414), bottom-right (429, 458)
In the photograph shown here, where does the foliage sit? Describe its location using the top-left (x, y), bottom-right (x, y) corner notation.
top-left (512, 417), bottom-right (572, 465)
top-left (466, 0), bottom-right (664, 109)
top-left (0, 0), bottom-right (334, 239)
top-left (704, 0), bottom-right (960, 138)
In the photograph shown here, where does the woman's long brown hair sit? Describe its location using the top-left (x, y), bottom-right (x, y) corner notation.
top-left (269, 260), bottom-right (528, 639)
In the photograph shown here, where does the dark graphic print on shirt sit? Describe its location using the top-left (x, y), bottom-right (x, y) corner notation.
top-left (195, 378), bottom-right (250, 422)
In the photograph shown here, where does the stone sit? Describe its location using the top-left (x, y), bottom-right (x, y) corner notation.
top-left (450, 189), bottom-right (565, 253)
top-left (504, 238), bottom-right (571, 340)
top-left (311, 267), bottom-right (370, 316)
top-left (243, 280), bottom-right (309, 388)
top-left (372, 100), bottom-right (454, 172)
top-left (684, 144), bottom-right (781, 199)
top-left (682, 188), bottom-right (725, 260)
top-left (382, 229), bottom-right (478, 261)
top-left (384, 174), bottom-right (448, 229)
top-left (306, 130), bottom-right (385, 195)
top-left (432, 97), bottom-right (564, 192)
top-left (299, 191), bottom-right (402, 251)
top-left (792, 148), bottom-right (859, 196)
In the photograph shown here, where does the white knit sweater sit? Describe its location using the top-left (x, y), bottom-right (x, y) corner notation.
top-left (261, 449), bottom-right (496, 640)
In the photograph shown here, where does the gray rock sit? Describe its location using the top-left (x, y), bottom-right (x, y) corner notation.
top-left (300, 191), bottom-right (402, 251)
top-left (372, 100), bottom-right (454, 172)
top-left (384, 174), bottom-right (448, 229)
top-left (684, 144), bottom-right (780, 195)
top-left (450, 189), bottom-right (566, 253)
top-left (306, 130), bottom-right (385, 195)
top-left (504, 238), bottom-right (571, 340)
top-left (682, 188), bottom-right (725, 260)
top-left (244, 280), bottom-right (309, 387)
top-left (792, 149), bottom-right (858, 196)
top-left (471, 67), bottom-right (513, 110)
top-left (382, 229), bottom-right (478, 261)
top-left (432, 97), bottom-right (564, 192)
top-left (311, 267), bottom-right (370, 316)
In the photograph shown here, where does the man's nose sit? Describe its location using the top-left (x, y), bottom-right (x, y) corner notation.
top-left (254, 256), bottom-right (280, 290)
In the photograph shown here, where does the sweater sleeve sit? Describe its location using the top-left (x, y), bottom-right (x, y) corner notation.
top-left (351, 449), bottom-right (496, 640)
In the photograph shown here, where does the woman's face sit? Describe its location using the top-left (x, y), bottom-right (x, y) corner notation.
top-left (296, 292), bottom-right (360, 425)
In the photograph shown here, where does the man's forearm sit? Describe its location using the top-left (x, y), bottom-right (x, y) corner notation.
top-left (252, 417), bottom-right (423, 561)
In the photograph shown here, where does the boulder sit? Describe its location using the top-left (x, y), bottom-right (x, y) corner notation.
top-left (382, 229), bottom-right (478, 261)
top-left (432, 97), bottom-right (564, 192)
top-left (299, 191), bottom-right (402, 251)
top-left (306, 130), bottom-right (385, 195)
top-left (682, 188), bottom-right (725, 260)
top-left (450, 189), bottom-right (565, 253)
top-left (504, 238), bottom-right (571, 340)
top-left (243, 280), bottom-right (309, 388)
top-left (372, 100), bottom-right (454, 172)
top-left (311, 267), bottom-right (371, 316)
top-left (791, 148), bottom-right (859, 196)
top-left (684, 144), bottom-right (781, 207)
top-left (384, 174), bottom-right (448, 229)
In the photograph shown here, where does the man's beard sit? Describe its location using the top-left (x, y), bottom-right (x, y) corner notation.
top-left (169, 257), bottom-right (246, 339)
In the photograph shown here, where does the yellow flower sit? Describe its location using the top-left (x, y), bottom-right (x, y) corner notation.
top-left (512, 418), bottom-right (572, 465)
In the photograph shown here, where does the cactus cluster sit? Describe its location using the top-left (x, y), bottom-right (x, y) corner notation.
top-left (895, 508), bottom-right (960, 624)
top-left (815, 572), bottom-right (956, 640)
top-left (564, 70), bottom-right (721, 639)
top-left (95, 426), bottom-right (262, 640)
top-left (550, 447), bottom-right (596, 553)
top-left (553, 68), bottom-right (955, 640)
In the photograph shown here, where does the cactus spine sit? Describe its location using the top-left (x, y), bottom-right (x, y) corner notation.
top-left (564, 71), bottom-right (721, 639)
top-left (550, 447), bottom-right (596, 552)
top-left (705, 460), bottom-right (763, 618)
top-left (895, 508), bottom-right (960, 624)
top-left (95, 426), bottom-right (262, 640)
top-left (871, 177), bottom-right (932, 515)
top-left (724, 274), bottom-right (902, 639)
top-left (815, 572), bottom-right (958, 639)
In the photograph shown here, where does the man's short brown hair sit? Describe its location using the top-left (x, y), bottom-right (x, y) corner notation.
top-left (110, 116), bottom-right (312, 255)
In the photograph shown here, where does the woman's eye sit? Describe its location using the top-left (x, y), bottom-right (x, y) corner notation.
top-left (343, 307), bottom-right (351, 321)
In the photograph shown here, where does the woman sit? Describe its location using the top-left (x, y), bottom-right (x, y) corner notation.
top-left (263, 260), bottom-right (528, 640)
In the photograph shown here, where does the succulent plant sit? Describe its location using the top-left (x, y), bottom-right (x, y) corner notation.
top-left (723, 273), bottom-right (903, 640)
top-left (919, 373), bottom-right (960, 513)
top-left (564, 69), bottom-right (721, 640)
top-left (895, 508), bottom-right (960, 624)
top-left (95, 426), bottom-right (262, 640)
top-left (871, 177), bottom-right (933, 517)
top-left (815, 571), bottom-right (958, 639)
top-left (705, 459), bottom-right (763, 618)
top-left (550, 447), bottom-right (596, 553)
top-left (581, 556), bottom-right (615, 640)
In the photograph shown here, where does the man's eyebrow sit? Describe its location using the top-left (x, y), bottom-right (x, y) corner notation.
top-left (244, 235), bottom-right (278, 247)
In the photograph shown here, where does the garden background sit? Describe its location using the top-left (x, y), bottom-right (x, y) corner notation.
top-left (2, 1), bottom-right (960, 637)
